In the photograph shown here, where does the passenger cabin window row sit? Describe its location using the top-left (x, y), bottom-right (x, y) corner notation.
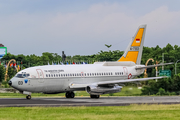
top-left (45, 72), bottom-right (123, 78)
top-left (115, 72), bottom-right (123, 75)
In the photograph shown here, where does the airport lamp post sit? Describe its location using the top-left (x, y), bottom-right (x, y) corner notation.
top-left (162, 53), bottom-right (164, 70)
top-left (175, 60), bottom-right (180, 75)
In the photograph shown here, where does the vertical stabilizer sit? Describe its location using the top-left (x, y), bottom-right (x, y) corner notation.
top-left (118, 25), bottom-right (147, 64)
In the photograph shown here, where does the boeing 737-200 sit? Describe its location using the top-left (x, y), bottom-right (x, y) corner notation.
top-left (8, 25), bottom-right (172, 99)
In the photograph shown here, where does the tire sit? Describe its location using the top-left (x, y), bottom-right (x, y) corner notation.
top-left (70, 92), bottom-right (75, 98)
top-left (26, 95), bottom-right (31, 100)
top-left (90, 95), bottom-right (100, 99)
top-left (66, 92), bottom-right (75, 98)
top-left (96, 95), bottom-right (100, 98)
top-left (65, 92), bottom-right (70, 98)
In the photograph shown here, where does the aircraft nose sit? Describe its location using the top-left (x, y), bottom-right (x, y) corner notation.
top-left (8, 80), bottom-right (12, 86)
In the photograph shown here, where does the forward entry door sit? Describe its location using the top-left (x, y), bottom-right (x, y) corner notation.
top-left (36, 69), bottom-right (44, 83)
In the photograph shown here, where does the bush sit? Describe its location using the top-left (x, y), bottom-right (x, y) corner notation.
top-left (156, 88), bottom-right (166, 95)
top-left (141, 74), bottom-right (180, 95)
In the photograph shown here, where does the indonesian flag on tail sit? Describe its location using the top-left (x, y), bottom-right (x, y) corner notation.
top-left (136, 39), bottom-right (140, 43)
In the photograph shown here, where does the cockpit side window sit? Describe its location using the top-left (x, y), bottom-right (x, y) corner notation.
top-left (16, 73), bottom-right (30, 78)
top-left (15, 74), bottom-right (24, 78)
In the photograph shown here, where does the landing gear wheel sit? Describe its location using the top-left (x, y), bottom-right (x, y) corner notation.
top-left (90, 95), bottom-right (100, 99)
top-left (65, 92), bottom-right (75, 98)
top-left (26, 95), bottom-right (31, 100)
top-left (65, 92), bottom-right (70, 98)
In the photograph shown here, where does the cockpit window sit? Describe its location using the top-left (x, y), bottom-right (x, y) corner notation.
top-left (16, 74), bottom-right (24, 78)
top-left (16, 73), bottom-right (30, 78)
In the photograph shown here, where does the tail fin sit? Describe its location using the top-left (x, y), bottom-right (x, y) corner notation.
top-left (118, 25), bottom-right (147, 65)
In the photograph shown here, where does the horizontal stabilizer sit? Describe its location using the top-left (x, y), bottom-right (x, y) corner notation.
top-left (135, 62), bottom-right (174, 70)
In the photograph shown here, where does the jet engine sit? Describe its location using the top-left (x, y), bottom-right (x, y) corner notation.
top-left (86, 84), bottom-right (122, 95)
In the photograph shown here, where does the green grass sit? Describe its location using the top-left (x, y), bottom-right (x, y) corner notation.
top-left (0, 86), bottom-right (142, 98)
top-left (0, 104), bottom-right (180, 120)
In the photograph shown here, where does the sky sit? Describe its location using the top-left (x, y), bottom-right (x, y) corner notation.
top-left (0, 0), bottom-right (180, 56)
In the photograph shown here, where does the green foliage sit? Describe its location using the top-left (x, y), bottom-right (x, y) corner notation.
top-left (156, 88), bottom-right (166, 95)
top-left (0, 65), bottom-right (5, 82)
top-left (141, 74), bottom-right (180, 95)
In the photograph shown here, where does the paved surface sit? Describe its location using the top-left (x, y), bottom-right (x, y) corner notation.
top-left (1, 96), bottom-right (180, 107)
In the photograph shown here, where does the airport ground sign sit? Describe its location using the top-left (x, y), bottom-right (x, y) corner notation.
top-left (159, 70), bottom-right (171, 77)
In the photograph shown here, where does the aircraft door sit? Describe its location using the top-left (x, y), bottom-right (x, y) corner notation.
top-left (123, 67), bottom-right (128, 76)
top-left (36, 69), bottom-right (44, 83)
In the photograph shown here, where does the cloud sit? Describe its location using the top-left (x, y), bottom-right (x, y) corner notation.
top-left (0, 3), bottom-right (180, 56)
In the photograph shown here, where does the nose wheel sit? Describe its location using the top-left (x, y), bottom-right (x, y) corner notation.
top-left (26, 95), bottom-right (31, 100)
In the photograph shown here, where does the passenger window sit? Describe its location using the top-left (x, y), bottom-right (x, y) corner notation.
top-left (95, 73), bottom-right (96, 76)
top-left (46, 74), bottom-right (48, 77)
top-left (56, 74), bottom-right (58, 77)
top-left (92, 73), bottom-right (94, 76)
top-left (51, 74), bottom-right (53, 77)
top-left (49, 74), bottom-right (50, 77)
top-left (87, 73), bottom-right (89, 76)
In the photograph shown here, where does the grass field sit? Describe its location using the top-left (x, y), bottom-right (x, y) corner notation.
top-left (0, 86), bottom-right (142, 98)
top-left (0, 104), bottom-right (180, 120)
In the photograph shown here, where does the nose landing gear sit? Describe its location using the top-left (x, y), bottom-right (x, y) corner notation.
top-left (26, 95), bottom-right (31, 100)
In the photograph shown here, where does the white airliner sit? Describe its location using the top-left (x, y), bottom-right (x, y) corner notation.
top-left (9, 25), bottom-right (172, 99)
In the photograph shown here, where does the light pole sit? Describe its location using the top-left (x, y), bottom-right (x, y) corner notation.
top-left (162, 53), bottom-right (164, 70)
top-left (175, 60), bottom-right (180, 75)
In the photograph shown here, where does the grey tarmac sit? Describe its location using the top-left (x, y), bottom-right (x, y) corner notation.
top-left (1, 96), bottom-right (180, 107)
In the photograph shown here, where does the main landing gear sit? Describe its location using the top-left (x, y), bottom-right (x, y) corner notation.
top-left (65, 92), bottom-right (75, 98)
top-left (26, 95), bottom-right (31, 100)
top-left (90, 95), bottom-right (100, 99)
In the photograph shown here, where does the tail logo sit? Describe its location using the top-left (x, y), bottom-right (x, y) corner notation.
top-left (136, 39), bottom-right (140, 43)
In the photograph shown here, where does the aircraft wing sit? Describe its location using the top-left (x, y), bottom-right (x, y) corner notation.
top-left (69, 76), bottom-right (167, 88)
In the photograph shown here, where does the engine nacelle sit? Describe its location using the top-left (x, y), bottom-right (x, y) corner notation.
top-left (86, 84), bottom-right (122, 95)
